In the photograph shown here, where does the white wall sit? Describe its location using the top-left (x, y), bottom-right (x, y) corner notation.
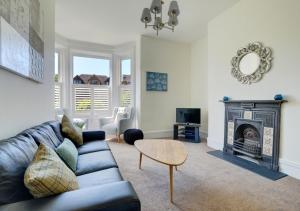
top-left (206, 0), bottom-right (300, 178)
top-left (190, 36), bottom-right (208, 137)
top-left (139, 36), bottom-right (191, 137)
top-left (0, 0), bottom-right (55, 140)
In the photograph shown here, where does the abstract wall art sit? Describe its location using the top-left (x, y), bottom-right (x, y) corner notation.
top-left (146, 72), bottom-right (168, 91)
top-left (0, 0), bottom-right (44, 82)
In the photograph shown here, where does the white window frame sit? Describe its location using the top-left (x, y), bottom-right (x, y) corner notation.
top-left (70, 51), bottom-right (113, 118)
top-left (119, 57), bottom-right (133, 107)
top-left (54, 50), bottom-right (63, 110)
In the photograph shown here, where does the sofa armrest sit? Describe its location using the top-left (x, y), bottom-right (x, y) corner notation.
top-left (82, 130), bottom-right (105, 142)
top-left (0, 181), bottom-right (140, 211)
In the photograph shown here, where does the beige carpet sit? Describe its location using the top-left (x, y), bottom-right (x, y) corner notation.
top-left (108, 140), bottom-right (300, 211)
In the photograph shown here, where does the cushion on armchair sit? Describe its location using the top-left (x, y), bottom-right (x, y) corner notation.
top-left (114, 108), bottom-right (129, 124)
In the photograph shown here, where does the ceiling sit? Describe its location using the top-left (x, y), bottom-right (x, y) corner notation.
top-left (55, 0), bottom-right (239, 45)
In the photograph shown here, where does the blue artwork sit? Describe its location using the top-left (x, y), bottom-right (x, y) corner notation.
top-left (146, 72), bottom-right (168, 91)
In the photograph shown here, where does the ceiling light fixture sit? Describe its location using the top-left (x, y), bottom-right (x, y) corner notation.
top-left (141, 0), bottom-right (180, 36)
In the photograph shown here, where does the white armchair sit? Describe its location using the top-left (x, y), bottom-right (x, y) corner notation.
top-left (55, 109), bottom-right (88, 130)
top-left (99, 107), bottom-right (133, 142)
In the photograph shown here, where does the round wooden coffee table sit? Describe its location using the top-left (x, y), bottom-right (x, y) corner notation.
top-left (134, 139), bottom-right (188, 203)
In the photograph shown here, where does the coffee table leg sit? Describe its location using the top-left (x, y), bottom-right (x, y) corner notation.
top-left (169, 165), bottom-right (174, 203)
top-left (139, 153), bottom-right (142, 169)
top-left (175, 166), bottom-right (177, 171)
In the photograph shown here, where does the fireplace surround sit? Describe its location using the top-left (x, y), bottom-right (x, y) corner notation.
top-left (222, 100), bottom-right (286, 171)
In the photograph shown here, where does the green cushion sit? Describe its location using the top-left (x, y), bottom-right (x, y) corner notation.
top-left (56, 139), bottom-right (78, 172)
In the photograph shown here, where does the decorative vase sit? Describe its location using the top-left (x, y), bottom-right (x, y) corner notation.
top-left (274, 94), bottom-right (283, 101)
top-left (223, 96), bottom-right (230, 102)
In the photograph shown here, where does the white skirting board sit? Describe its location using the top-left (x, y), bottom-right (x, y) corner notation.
top-left (143, 129), bottom-right (208, 139)
top-left (207, 136), bottom-right (300, 180)
top-left (279, 159), bottom-right (300, 180)
top-left (143, 129), bottom-right (173, 139)
top-left (207, 137), bottom-right (223, 150)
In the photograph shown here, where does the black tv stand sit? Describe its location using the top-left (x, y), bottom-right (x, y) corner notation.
top-left (173, 123), bottom-right (201, 143)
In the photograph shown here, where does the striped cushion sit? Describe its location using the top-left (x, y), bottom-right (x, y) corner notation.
top-left (24, 144), bottom-right (79, 198)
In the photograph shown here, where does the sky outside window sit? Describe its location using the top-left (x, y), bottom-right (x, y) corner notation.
top-left (121, 59), bottom-right (131, 85)
top-left (73, 56), bottom-right (110, 76)
top-left (55, 52), bottom-right (59, 74)
top-left (121, 59), bottom-right (131, 75)
top-left (54, 52), bottom-right (59, 82)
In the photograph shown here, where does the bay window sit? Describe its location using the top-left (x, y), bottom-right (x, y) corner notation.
top-left (53, 43), bottom-right (135, 130)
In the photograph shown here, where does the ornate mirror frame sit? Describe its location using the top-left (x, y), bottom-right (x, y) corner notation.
top-left (231, 42), bottom-right (272, 84)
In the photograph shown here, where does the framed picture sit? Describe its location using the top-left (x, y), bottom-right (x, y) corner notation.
top-left (0, 0), bottom-right (44, 82)
top-left (146, 72), bottom-right (168, 91)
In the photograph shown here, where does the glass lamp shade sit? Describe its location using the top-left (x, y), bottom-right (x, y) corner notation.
top-left (141, 8), bottom-right (152, 23)
top-left (153, 17), bottom-right (163, 30)
top-left (168, 1), bottom-right (180, 16)
top-left (150, 0), bottom-right (162, 14)
top-left (168, 15), bottom-right (178, 26)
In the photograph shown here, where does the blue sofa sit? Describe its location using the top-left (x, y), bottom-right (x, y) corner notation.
top-left (0, 121), bottom-right (140, 211)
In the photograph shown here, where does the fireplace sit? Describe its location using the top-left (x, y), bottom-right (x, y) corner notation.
top-left (223, 100), bottom-right (286, 171)
top-left (233, 119), bottom-right (262, 158)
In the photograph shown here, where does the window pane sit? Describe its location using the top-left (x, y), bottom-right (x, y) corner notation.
top-left (73, 56), bottom-right (111, 113)
top-left (54, 52), bottom-right (59, 82)
top-left (120, 59), bottom-right (132, 107)
top-left (121, 59), bottom-right (131, 85)
top-left (73, 56), bottom-right (110, 85)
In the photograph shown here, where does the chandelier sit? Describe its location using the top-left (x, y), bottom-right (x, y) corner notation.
top-left (141, 0), bottom-right (180, 36)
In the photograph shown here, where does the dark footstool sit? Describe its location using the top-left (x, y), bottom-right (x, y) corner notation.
top-left (124, 129), bottom-right (144, 145)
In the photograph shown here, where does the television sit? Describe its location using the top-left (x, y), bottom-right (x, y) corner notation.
top-left (176, 108), bottom-right (201, 124)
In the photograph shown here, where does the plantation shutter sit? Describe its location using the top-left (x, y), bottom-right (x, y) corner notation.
top-left (54, 84), bottom-right (61, 109)
top-left (73, 85), bottom-right (110, 113)
top-left (94, 87), bottom-right (110, 111)
top-left (120, 86), bottom-right (132, 107)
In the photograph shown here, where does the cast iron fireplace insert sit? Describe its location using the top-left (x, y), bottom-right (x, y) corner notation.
top-left (233, 120), bottom-right (263, 159)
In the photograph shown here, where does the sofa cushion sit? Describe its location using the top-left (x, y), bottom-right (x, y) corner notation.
top-left (47, 121), bottom-right (64, 142)
top-left (62, 115), bottom-right (83, 146)
top-left (76, 151), bottom-right (118, 176)
top-left (77, 140), bottom-right (110, 155)
top-left (0, 134), bottom-right (37, 205)
top-left (56, 139), bottom-right (78, 172)
top-left (24, 124), bottom-right (62, 149)
top-left (77, 167), bottom-right (123, 188)
top-left (24, 144), bottom-right (79, 198)
top-left (0, 181), bottom-right (141, 211)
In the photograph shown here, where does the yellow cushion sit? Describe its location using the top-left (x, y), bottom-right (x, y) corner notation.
top-left (61, 115), bottom-right (83, 146)
top-left (24, 144), bottom-right (79, 198)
